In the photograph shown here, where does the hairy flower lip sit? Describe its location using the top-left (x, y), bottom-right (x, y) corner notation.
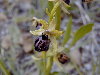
top-left (34, 34), bottom-right (51, 52)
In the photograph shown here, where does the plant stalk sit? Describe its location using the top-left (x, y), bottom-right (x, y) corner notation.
top-left (42, 51), bottom-right (47, 75)
top-left (46, 57), bottom-right (53, 75)
top-left (55, 6), bottom-right (61, 30)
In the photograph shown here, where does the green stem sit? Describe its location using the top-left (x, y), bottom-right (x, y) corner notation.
top-left (42, 51), bottom-right (47, 75)
top-left (46, 57), bottom-right (53, 75)
top-left (0, 59), bottom-right (10, 75)
top-left (49, 1), bottom-right (61, 23)
top-left (55, 6), bottom-right (61, 30)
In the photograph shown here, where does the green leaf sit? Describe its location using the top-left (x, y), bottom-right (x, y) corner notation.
top-left (70, 23), bottom-right (94, 46)
top-left (0, 59), bottom-right (10, 75)
top-left (63, 17), bottom-right (72, 45)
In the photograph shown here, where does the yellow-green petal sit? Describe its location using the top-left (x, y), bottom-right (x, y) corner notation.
top-left (50, 30), bottom-right (63, 37)
top-left (30, 29), bottom-right (45, 35)
top-left (38, 19), bottom-right (49, 29)
top-left (31, 55), bottom-right (41, 60)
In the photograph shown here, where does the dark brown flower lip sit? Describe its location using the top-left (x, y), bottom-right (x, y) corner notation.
top-left (34, 34), bottom-right (51, 52)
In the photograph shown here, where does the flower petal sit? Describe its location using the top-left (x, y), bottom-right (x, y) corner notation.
top-left (53, 56), bottom-right (63, 70)
top-left (31, 55), bottom-right (41, 60)
top-left (50, 30), bottom-right (63, 37)
top-left (38, 19), bottom-right (49, 30)
top-left (30, 29), bottom-right (45, 35)
top-left (32, 17), bottom-right (49, 30)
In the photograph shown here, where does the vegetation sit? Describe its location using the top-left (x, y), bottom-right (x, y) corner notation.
top-left (0, 0), bottom-right (99, 75)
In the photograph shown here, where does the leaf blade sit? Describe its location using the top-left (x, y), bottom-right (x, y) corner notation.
top-left (70, 23), bottom-right (94, 46)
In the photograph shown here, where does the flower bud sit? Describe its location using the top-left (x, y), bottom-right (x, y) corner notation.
top-left (58, 53), bottom-right (70, 64)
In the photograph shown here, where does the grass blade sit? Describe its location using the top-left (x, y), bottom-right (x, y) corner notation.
top-left (0, 59), bottom-right (10, 75)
